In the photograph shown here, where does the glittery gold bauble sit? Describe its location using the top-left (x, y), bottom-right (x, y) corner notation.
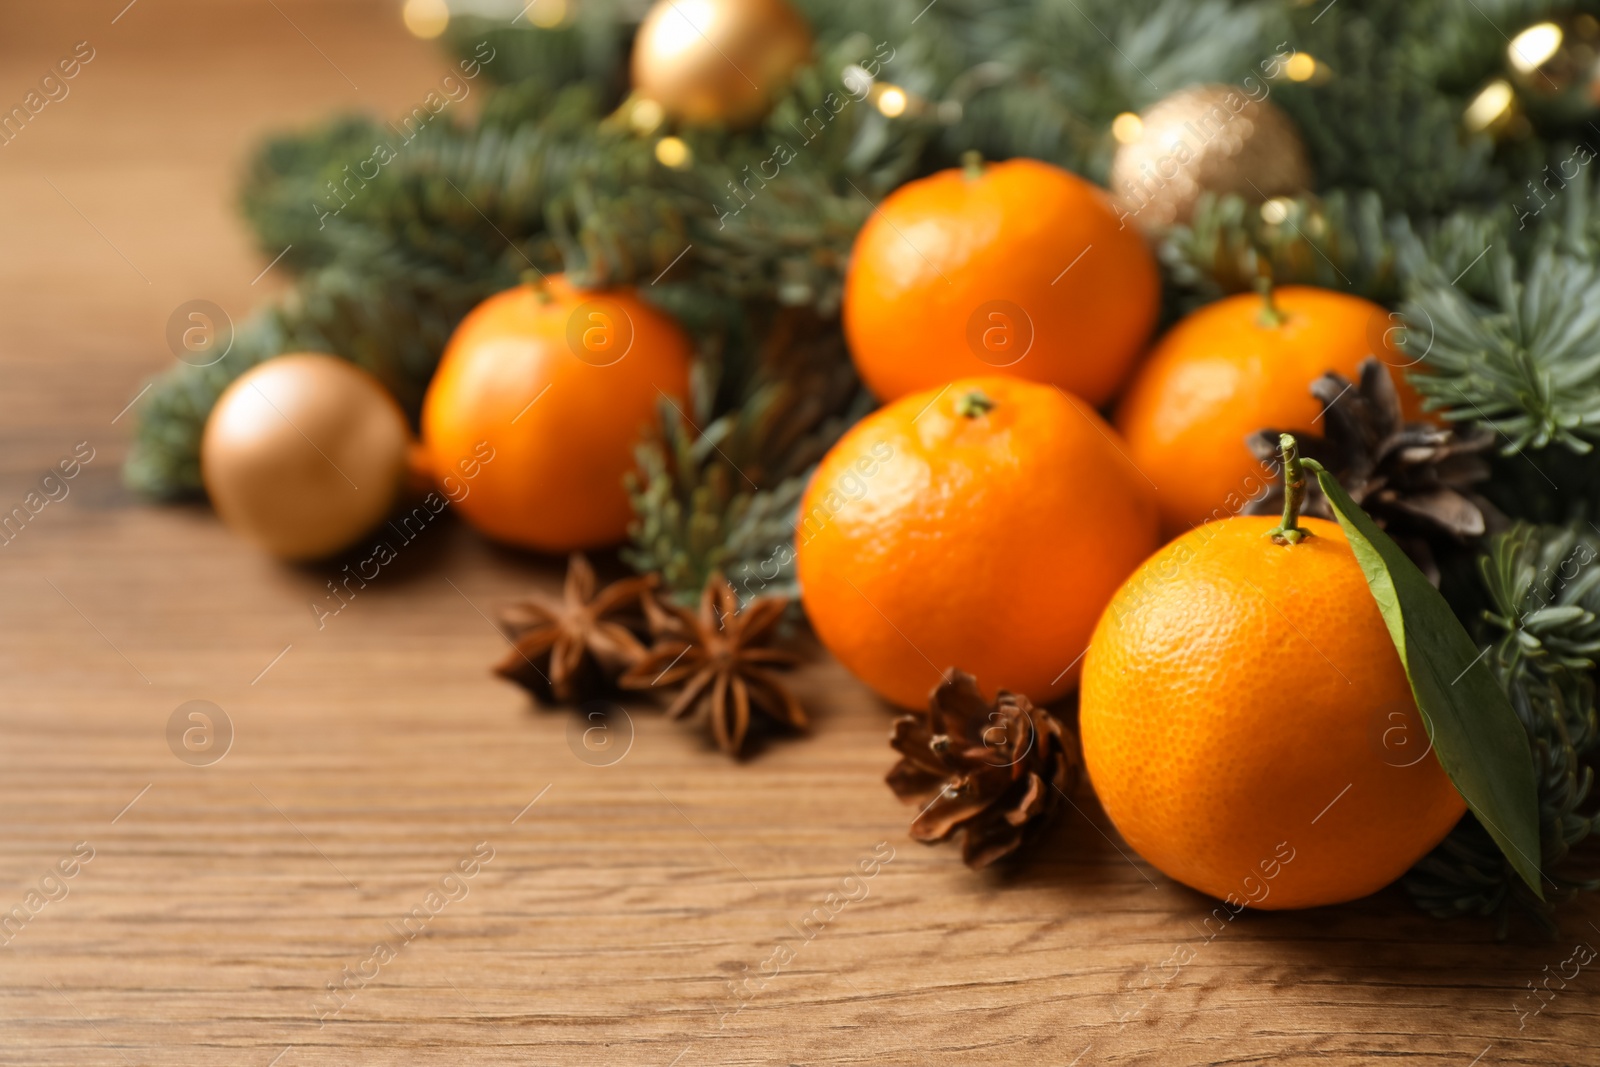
top-left (1109, 84), bottom-right (1312, 234)
top-left (1506, 12), bottom-right (1600, 125)
top-left (631, 0), bottom-right (813, 126)
top-left (202, 354), bottom-right (412, 561)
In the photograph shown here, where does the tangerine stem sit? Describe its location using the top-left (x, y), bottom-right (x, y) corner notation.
top-left (1268, 433), bottom-right (1309, 545)
top-left (961, 150), bottom-right (984, 180)
top-left (956, 388), bottom-right (996, 418)
top-left (1256, 274), bottom-right (1286, 328)
top-left (953, 390), bottom-right (992, 419)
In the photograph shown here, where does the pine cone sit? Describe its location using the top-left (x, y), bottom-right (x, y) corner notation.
top-left (1245, 357), bottom-right (1502, 581)
top-left (886, 670), bottom-right (1080, 869)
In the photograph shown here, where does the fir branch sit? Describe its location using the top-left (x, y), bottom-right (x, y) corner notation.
top-left (926, 0), bottom-right (1272, 179)
top-left (625, 311), bottom-right (868, 602)
top-left (1161, 189), bottom-right (1404, 304)
top-left (1272, 0), bottom-right (1506, 216)
top-left (1479, 443), bottom-right (1600, 526)
top-left (125, 0), bottom-right (1286, 497)
top-left (443, 1), bottom-right (640, 96)
top-left (1403, 248), bottom-right (1600, 453)
top-left (124, 310), bottom-right (285, 498)
top-left (124, 246), bottom-right (520, 498)
top-left (1406, 523), bottom-right (1600, 935)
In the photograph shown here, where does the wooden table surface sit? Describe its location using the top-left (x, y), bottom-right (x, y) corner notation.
top-left (2, 2), bottom-right (1597, 1064)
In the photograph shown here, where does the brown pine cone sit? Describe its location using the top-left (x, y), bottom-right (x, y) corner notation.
top-left (886, 670), bottom-right (1080, 869)
top-left (1245, 357), bottom-right (1502, 581)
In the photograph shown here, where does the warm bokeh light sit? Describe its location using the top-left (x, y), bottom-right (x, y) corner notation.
top-left (1111, 111), bottom-right (1143, 144)
top-left (876, 86), bottom-right (908, 118)
top-left (1260, 197), bottom-right (1292, 224)
top-left (1284, 53), bottom-right (1317, 82)
top-left (655, 135), bottom-right (691, 168)
top-left (526, 0), bottom-right (569, 29)
top-left (402, 0), bottom-right (449, 39)
top-left (1464, 79), bottom-right (1515, 132)
top-left (1508, 21), bottom-right (1563, 73)
top-left (630, 97), bottom-right (666, 134)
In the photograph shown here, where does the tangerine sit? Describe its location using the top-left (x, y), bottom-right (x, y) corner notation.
top-left (421, 276), bottom-right (692, 552)
top-left (795, 376), bottom-right (1160, 709)
top-left (842, 157), bottom-right (1159, 406)
top-left (1115, 285), bottom-right (1427, 535)
top-left (1079, 495), bottom-right (1465, 910)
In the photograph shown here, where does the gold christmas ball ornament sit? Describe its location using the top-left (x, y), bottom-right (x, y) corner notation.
top-left (631, 0), bottom-right (813, 126)
top-left (201, 354), bottom-right (412, 561)
top-left (1506, 12), bottom-right (1600, 125)
top-left (1109, 84), bottom-right (1313, 234)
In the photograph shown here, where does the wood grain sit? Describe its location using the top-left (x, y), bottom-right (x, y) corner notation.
top-left (0, 3), bottom-right (1597, 1064)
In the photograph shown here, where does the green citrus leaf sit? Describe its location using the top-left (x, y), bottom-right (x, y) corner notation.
top-left (1304, 461), bottom-right (1543, 899)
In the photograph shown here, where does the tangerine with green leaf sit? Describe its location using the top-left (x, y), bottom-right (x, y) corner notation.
top-left (1079, 439), bottom-right (1465, 909)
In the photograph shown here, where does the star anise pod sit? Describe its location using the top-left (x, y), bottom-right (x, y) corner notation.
top-left (493, 554), bottom-right (654, 705)
top-left (887, 670), bottom-right (1080, 869)
top-left (619, 574), bottom-right (804, 756)
top-left (1245, 357), bottom-right (1502, 582)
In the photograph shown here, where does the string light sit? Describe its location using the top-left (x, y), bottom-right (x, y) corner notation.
top-left (1260, 197), bottom-right (1293, 225)
top-left (1111, 112), bottom-right (1143, 144)
top-left (1464, 79), bottom-right (1516, 133)
top-left (630, 98), bottom-right (666, 134)
top-left (655, 136), bottom-right (691, 168)
top-left (1508, 21), bottom-right (1563, 73)
top-left (1284, 53), bottom-right (1317, 82)
top-left (402, 0), bottom-right (449, 39)
top-left (526, 0), bottom-right (569, 29)
top-left (875, 86), bottom-right (908, 118)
